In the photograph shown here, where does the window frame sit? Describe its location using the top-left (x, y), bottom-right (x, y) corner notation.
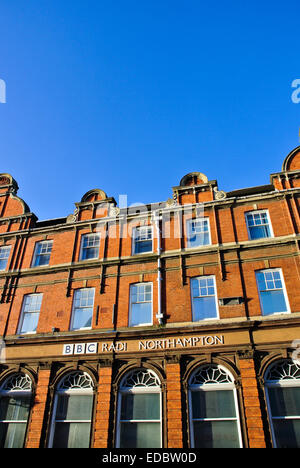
top-left (132, 226), bottom-right (154, 256)
top-left (79, 233), bottom-right (101, 261)
top-left (48, 372), bottom-right (94, 448)
top-left (0, 245), bottom-right (11, 271)
top-left (31, 240), bottom-right (53, 268)
top-left (188, 365), bottom-right (243, 449)
top-left (0, 373), bottom-right (33, 449)
top-left (116, 369), bottom-right (162, 448)
top-left (245, 210), bottom-right (274, 241)
top-left (255, 268), bottom-right (291, 317)
top-left (17, 293), bottom-right (43, 335)
top-left (186, 217), bottom-right (211, 249)
top-left (70, 288), bottom-right (95, 331)
top-left (190, 275), bottom-right (219, 322)
top-left (264, 360), bottom-right (300, 448)
top-left (129, 282), bottom-right (153, 327)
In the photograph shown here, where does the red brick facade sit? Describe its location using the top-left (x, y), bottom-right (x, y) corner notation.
top-left (1, 147), bottom-right (300, 448)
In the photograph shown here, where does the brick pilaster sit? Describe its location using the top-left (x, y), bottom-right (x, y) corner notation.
top-left (166, 361), bottom-right (183, 448)
top-left (26, 368), bottom-right (51, 448)
top-left (93, 365), bottom-right (113, 448)
top-left (239, 358), bottom-right (266, 448)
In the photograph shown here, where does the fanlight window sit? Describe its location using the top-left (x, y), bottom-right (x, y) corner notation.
top-left (120, 369), bottom-right (161, 389)
top-left (189, 364), bottom-right (233, 386)
top-left (1, 373), bottom-right (32, 392)
top-left (58, 372), bottom-right (94, 390)
top-left (49, 371), bottom-right (94, 448)
top-left (188, 364), bottom-right (242, 448)
top-left (117, 369), bottom-right (162, 448)
top-left (265, 360), bottom-right (300, 448)
top-left (0, 373), bottom-right (33, 448)
top-left (265, 360), bottom-right (300, 382)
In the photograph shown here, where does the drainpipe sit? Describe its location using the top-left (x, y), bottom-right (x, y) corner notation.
top-left (152, 211), bottom-right (163, 324)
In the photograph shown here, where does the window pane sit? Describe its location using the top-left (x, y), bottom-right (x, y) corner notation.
top-left (193, 296), bottom-right (217, 321)
top-left (52, 422), bottom-right (91, 448)
top-left (23, 294), bottom-right (42, 313)
top-left (131, 302), bottom-right (152, 326)
top-left (260, 290), bottom-right (288, 315)
top-left (134, 228), bottom-right (152, 254)
top-left (33, 242), bottom-right (52, 266)
top-left (82, 247), bottom-right (99, 260)
top-left (0, 396), bottom-right (30, 421)
top-left (0, 247), bottom-right (10, 270)
top-left (72, 289), bottom-right (94, 330)
top-left (34, 254), bottom-right (51, 266)
top-left (120, 422), bottom-right (161, 448)
top-left (135, 240), bottom-right (152, 254)
top-left (268, 387), bottom-right (300, 417)
top-left (247, 212), bottom-right (271, 240)
top-left (193, 420), bottom-right (240, 448)
top-left (121, 393), bottom-right (160, 421)
top-left (188, 220), bottom-right (210, 248)
top-left (56, 395), bottom-right (93, 421)
top-left (191, 390), bottom-right (236, 419)
top-left (249, 225), bottom-right (270, 239)
top-left (80, 235), bottom-right (100, 260)
top-left (0, 422), bottom-right (27, 448)
top-left (72, 307), bottom-right (93, 329)
top-left (20, 312), bottom-right (39, 334)
top-left (273, 419), bottom-right (300, 448)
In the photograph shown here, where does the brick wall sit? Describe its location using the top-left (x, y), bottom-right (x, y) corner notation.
top-left (166, 362), bottom-right (183, 448)
top-left (26, 368), bottom-right (51, 448)
top-left (239, 358), bottom-right (266, 448)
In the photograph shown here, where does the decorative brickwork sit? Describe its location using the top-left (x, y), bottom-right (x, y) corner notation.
top-left (166, 362), bottom-right (183, 448)
top-left (25, 369), bottom-right (51, 448)
top-left (93, 366), bottom-right (113, 448)
top-left (239, 358), bottom-right (266, 448)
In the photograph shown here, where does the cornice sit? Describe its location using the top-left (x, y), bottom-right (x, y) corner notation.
top-left (0, 188), bottom-right (300, 240)
top-left (4, 312), bottom-right (300, 347)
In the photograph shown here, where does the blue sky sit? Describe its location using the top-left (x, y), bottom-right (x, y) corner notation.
top-left (0, 1), bottom-right (300, 220)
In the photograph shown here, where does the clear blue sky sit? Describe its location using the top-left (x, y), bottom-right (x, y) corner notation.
top-left (0, 1), bottom-right (300, 220)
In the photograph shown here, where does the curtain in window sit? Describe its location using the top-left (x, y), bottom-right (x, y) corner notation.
top-left (117, 369), bottom-right (162, 448)
top-left (0, 373), bottom-right (32, 448)
top-left (265, 360), bottom-right (300, 448)
top-left (188, 365), bottom-right (242, 448)
top-left (50, 372), bottom-right (94, 448)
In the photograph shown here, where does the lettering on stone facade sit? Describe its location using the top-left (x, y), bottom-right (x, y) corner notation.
top-left (62, 335), bottom-right (224, 355)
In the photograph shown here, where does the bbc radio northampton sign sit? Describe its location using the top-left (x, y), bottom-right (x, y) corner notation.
top-left (62, 334), bottom-right (225, 356)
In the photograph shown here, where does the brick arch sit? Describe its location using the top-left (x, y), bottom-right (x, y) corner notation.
top-left (0, 366), bottom-right (37, 388)
top-left (49, 364), bottom-right (98, 392)
top-left (180, 172), bottom-right (209, 187)
top-left (182, 356), bottom-right (240, 386)
top-left (282, 146), bottom-right (300, 172)
top-left (113, 360), bottom-right (166, 390)
top-left (81, 188), bottom-right (108, 203)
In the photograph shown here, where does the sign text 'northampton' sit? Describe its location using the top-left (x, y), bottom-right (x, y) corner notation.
top-left (63, 335), bottom-right (224, 355)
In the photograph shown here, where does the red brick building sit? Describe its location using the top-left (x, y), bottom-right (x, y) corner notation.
top-left (1, 146), bottom-right (300, 448)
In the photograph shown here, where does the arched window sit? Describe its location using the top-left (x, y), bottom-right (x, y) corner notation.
top-left (264, 360), bottom-right (300, 448)
top-left (0, 373), bottom-right (33, 448)
top-left (48, 371), bottom-right (94, 448)
top-left (188, 364), bottom-right (242, 448)
top-left (116, 368), bottom-right (162, 448)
